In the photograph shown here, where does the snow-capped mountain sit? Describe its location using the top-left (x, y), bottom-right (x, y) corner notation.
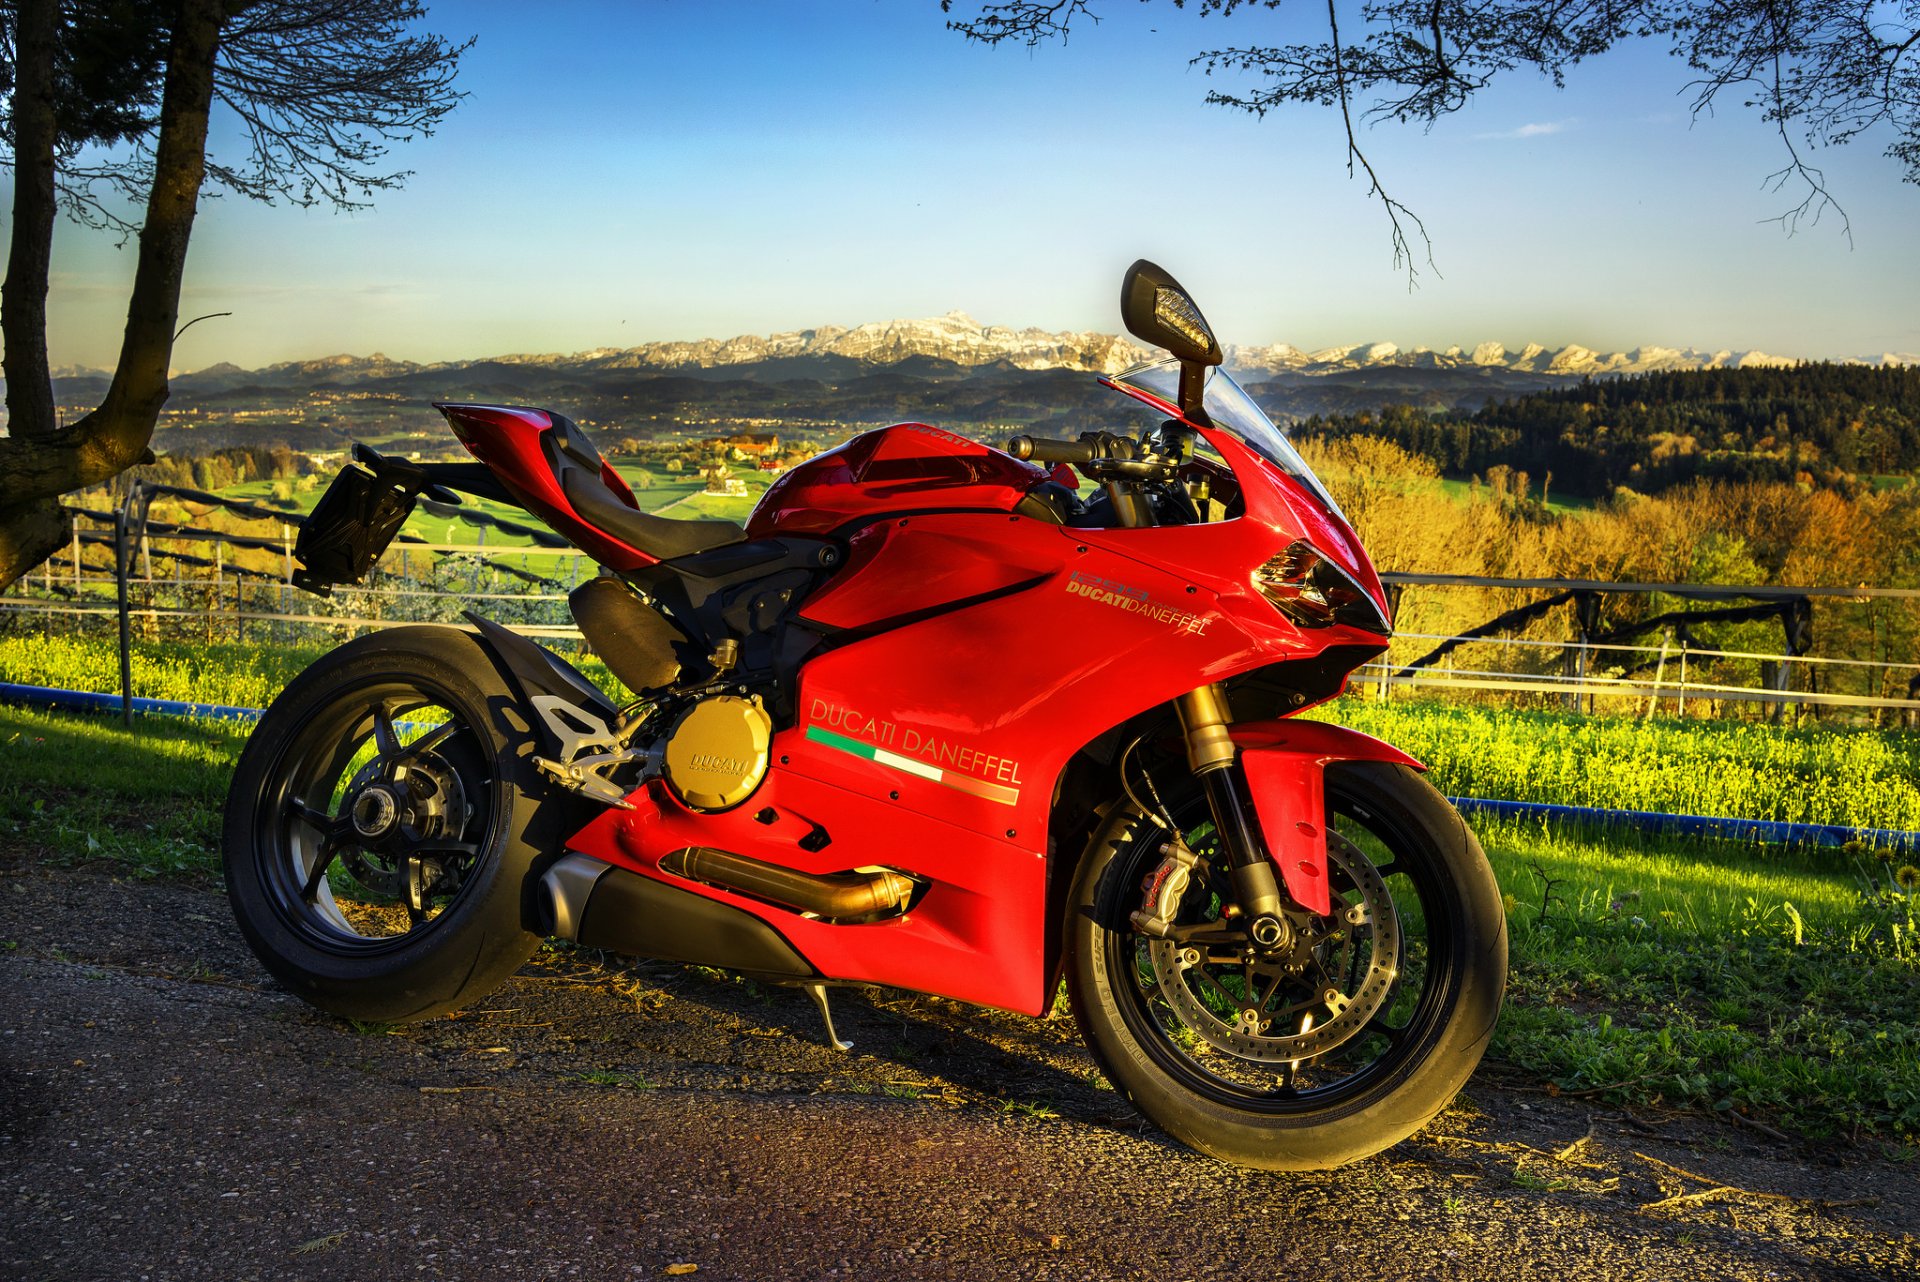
top-left (104, 312), bottom-right (1909, 386)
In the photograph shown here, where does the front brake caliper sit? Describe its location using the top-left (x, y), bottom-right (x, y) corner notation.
top-left (1130, 836), bottom-right (1200, 938)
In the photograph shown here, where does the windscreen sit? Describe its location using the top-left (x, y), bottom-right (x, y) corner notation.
top-left (1103, 357), bottom-right (1348, 525)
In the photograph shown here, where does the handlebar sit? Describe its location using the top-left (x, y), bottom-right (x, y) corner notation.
top-left (1005, 434), bottom-right (1098, 465)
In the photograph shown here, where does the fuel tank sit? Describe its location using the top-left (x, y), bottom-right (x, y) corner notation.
top-left (745, 423), bottom-right (1048, 539)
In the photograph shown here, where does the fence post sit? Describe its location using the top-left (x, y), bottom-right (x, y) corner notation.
top-left (1676, 641), bottom-right (1689, 718)
top-left (1643, 630), bottom-right (1672, 722)
top-left (114, 486), bottom-right (137, 726)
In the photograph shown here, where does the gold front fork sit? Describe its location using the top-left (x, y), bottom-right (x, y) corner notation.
top-left (1174, 683), bottom-right (1235, 775)
top-left (1174, 683), bottom-right (1288, 930)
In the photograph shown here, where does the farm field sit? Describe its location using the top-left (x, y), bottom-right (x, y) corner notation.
top-left (2, 630), bottom-right (1916, 1142)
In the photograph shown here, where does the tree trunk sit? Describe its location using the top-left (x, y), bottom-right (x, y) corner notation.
top-left (0, 0), bottom-right (69, 587)
top-left (3, 0), bottom-right (60, 443)
top-left (0, 0), bottom-right (225, 590)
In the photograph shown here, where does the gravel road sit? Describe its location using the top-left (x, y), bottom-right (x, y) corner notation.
top-left (3, 862), bottom-right (1916, 1281)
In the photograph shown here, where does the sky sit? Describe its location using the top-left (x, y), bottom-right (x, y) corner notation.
top-left (36, 0), bottom-right (1920, 372)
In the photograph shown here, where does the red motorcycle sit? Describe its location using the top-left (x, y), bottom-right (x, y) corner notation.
top-left (224, 262), bottom-right (1505, 1170)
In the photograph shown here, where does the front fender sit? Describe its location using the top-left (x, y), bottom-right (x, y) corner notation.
top-left (1229, 719), bottom-right (1425, 917)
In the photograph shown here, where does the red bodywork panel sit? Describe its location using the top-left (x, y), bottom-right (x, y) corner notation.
top-left (745, 423), bottom-right (1049, 539)
top-left (1229, 721), bottom-right (1424, 917)
top-left (434, 403), bottom-right (657, 571)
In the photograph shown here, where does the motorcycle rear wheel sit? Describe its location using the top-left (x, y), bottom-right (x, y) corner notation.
top-left (1066, 760), bottom-right (1506, 1170)
top-left (223, 625), bottom-right (556, 1022)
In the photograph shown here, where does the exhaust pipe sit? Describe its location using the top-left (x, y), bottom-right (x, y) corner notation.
top-left (536, 852), bottom-right (817, 980)
top-left (660, 847), bottom-right (915, 920)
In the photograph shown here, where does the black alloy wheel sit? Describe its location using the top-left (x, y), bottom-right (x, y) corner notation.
top-left (224, 626), bottom-right (561, 1022)
top-left (1067, 760), bottom-right (1507, 1170)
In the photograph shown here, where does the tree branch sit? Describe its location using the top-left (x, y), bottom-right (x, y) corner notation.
top-left (941, 0), bottom-right (1101, 47)
top-left (1325, 0), bottom-right (1435, 286)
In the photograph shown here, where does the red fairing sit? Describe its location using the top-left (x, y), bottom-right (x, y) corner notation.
top-left (433, 403), bottom-right (657, 570)
top-left (567, 500), bottom-right (1393, 1015)
top-left (1106, 375), bottom-right (1390, 622)
top-left (746, 423), bottom-right (1049, 539)
top-left (1230, 720), bottom-right (1425, 917)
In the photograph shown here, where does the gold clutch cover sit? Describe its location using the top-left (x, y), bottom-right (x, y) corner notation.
top-left (662, 695), bottom-right (773, 810)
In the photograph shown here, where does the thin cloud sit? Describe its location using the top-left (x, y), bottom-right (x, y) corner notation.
top-left (1474, 120), bottom-right (1574, 140)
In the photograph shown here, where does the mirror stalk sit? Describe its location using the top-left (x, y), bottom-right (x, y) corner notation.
top-left (1177, 360), bottom-right (1209, 423)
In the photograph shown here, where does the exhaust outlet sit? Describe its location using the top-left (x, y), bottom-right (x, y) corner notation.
top-left (660, 847), bottom-right (915, 920)
top-left (539, 853), bottom-right (614, 940)
top-left (535, 852), bottom-right (817, 979)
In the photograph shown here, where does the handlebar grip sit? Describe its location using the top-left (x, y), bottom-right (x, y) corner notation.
top-left (1006, 435), bottom-right (1095, 465)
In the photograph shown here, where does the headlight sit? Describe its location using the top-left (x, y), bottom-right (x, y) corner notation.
top-left (1253, 541), bottom-right (1391, 635)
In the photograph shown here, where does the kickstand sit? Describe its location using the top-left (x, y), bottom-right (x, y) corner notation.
top-left (802, 982), bottom-right (851, 1052)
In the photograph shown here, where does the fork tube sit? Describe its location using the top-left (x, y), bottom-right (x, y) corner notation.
top-left (1105, 481), bottom-right (1152, 529)
top-left (1175, 687), bottom-right (1284, 922)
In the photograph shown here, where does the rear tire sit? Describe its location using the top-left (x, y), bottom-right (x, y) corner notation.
top-left (1066, 761), bottom-right (1506, 1170)
top-left (223, 625), bottom-right (558, 1022)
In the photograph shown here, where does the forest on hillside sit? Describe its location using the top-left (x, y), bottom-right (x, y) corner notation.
top-left (1292, 365), bottom-right (1920, 499)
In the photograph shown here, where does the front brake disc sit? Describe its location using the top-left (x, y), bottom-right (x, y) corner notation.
top-left (1146, 833), bottom-right (1401, 1062)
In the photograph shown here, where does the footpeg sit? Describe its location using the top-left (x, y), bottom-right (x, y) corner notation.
top-left (528, 694), bottom-right (648, 810)
top-left (802, 982), bottom-right (851, 1052)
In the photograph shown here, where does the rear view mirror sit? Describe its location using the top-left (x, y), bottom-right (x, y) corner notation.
top-left (1121, 260), bottom-right (1224, 368)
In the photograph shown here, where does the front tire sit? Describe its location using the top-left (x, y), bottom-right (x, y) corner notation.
top-left (1067, 760), bottom-right (1506, 1170)
top-left (223, 625), bottom-right (558, 1022)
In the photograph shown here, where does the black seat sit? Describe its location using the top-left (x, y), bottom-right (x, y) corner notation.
top-left (561, 469), bottom-right (745, 559)
top-left (545, 414), bottom-right (745, 560)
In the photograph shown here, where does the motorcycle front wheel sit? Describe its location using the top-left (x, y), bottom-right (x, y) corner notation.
top-left (223, 625), bottom-right (558, 1022)
top-left (1066, 760), bottom-right (1507, 1170)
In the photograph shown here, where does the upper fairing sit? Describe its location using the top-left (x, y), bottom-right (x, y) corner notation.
top-left (746, 423), bottom-right (1049, 539)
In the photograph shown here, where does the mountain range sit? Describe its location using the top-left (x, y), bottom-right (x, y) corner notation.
top-left (33, 312), bottom-right (1914, 448)
top-left (85, 310), bottom-right (1906, 390)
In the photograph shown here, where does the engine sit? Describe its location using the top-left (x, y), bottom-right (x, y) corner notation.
top-left (659, 694), bottom-right (774, 811)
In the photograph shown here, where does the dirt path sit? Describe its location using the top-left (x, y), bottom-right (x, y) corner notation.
top-left (2, 862), bottom-right (1916, 1281)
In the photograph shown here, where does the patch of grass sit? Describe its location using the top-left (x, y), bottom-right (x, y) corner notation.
top-left (0, 632), bottom-right (326, 709)
top-left (0, 704), bottom-right (244, 878)
top-left (1483, 816), bottom-right (1920, 1137)
top-left (345, 1019), bottom-right (399, 1037)
top-left (1318, 697), bottom-right (1920, 833)
top-left (1, 630), bottom-right (627, 709)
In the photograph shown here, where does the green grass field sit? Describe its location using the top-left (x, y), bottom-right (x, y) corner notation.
top-left (1435, 475), bottom-right (1596, 515)
top-left (127, 462), bottom-right (775, 585)
top-left (2, 631), bottom-right (1915, 1142)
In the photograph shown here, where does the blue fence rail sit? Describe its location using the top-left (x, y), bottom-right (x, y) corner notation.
top-left (4, 680), bottom-right (1917, 855)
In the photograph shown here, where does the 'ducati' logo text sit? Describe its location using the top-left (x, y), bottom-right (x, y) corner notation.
top-left (1065, 570), bottom-right (1211, 636)
top-left (806, 699), bottom-right (1023, 806)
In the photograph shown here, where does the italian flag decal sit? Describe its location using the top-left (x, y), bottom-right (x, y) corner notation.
top-left (806, 726), bottom-right (1020, 806)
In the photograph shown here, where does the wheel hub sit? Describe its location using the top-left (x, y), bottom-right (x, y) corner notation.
top-left (335, 746), bottom-right (471, 898)
top-left (350, 785), bottom-right (398, 839)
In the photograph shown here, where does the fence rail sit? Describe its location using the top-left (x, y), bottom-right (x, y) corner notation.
top-left (4, 484), bottom-right (1917, 722)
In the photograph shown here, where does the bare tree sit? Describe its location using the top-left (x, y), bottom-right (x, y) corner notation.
top-left (944, 1), bottom-right (1920, 274)
top-left (0, 0), bottom-right (469, 589)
